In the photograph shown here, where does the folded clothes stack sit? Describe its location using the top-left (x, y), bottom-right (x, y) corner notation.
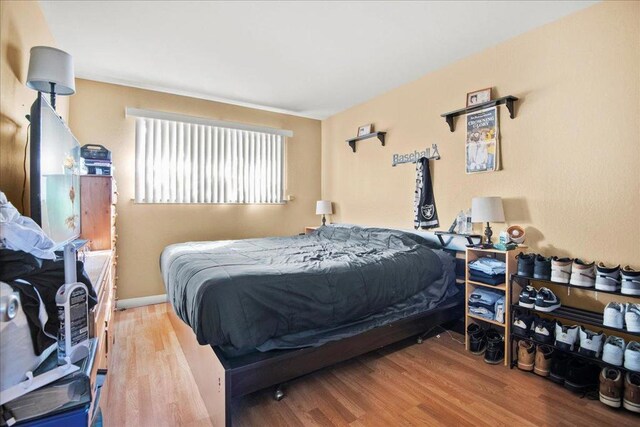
top-left (469, 257), bottom-right (506, 286)
top-left (469, 288), bottom-right (505, 324)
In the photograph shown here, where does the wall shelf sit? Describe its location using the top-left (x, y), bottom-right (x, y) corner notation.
top-left (440, 95), bottom-right (519, 132)
top-left (346, 132), bottom-right (386, 153)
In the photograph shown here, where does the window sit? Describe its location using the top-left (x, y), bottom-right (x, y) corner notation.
top-left (128, 109), bottom-right (291, 204)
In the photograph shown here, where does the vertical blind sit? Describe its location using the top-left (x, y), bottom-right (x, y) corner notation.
top-left (134, 117), bottom-right (285, 204)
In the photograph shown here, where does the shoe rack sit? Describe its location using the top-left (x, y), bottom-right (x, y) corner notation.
top-left (465, 247), bottom-right (521, 366)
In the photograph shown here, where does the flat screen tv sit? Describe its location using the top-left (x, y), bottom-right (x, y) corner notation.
top-left (30, 93), bottom-right (81, 249)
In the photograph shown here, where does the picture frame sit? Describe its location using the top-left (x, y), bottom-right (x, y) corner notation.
top-left (466, 87), bottom-right (492, 107)
top-left (357, 124), bottom-right (373, 137)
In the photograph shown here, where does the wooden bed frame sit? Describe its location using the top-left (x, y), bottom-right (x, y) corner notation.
top-left (167, 237), bottom-right (470, 426)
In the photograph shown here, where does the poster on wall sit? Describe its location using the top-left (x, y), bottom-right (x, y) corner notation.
top-left (466, 107), bottom-right (499, 173)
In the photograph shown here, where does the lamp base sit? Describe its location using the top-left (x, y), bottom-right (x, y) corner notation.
top-left (321, 215), bottom-right (326, 226)
top-left (484, 222), bottom-right (493, 244)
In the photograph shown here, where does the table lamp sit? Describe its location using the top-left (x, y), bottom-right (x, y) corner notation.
top-left (315, 200), bottom-right (333, 226)
top-left (471, 197), bottom-right (505, 244)
top-left (26, 46), bottom-right (76, 111)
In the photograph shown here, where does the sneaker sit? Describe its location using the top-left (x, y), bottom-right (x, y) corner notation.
top-left (484, 329), bottom-right (504, 364)
top-left (595, 262), bottom-right (621, 292)
top-left (624, 372), bottom-right (640, 413)
top-left (555, 322), bottom-right (579, 351)
top-left (551, 257), bottom-right (573, 283)
top-left (621, 266), bottom-right (640, 296)
top-left (518, 285), bottom-right (537, 309)
top-left (549, 352), bottom-right (570, 384)
top-left (516, 253), bottom-right (535, 277)
top-left (603, 302), bottom-right (625, 329)
top-left (569, 259), bottom-right (596, 287)
top-left (578, 327), bottom-right (605, 358)
top-left (533, 255), bottom-right (551, 280)
top-left (624, 341), bottom-right (640, 372)
top-left (564, 358), bottom-right (600, 394)
top-left (533, 318), bottom-right (556, 344)
top-left (626, 303), bottom-right (640, 333)
top-left (534, 345), bottom-right (554, 377)
top-left (512, 309), bottom-right (537, 337)
top-left (517, 340), bottom-right (535, 371)
top-left (534, 287), bottom-right (560, 312)
top-left (467, 323), bottom-right (487, 355)
top-left (602, 336), bottom-right (625, 367)
top-left (599, 368), bottom-right (623, 408)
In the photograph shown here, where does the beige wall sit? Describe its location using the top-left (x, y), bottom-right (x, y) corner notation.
top-left (0, 0), bottom-right (69, 213)
top-left (69, 80), bottom-right (321, 299)
top-left (322, 1), bottom-right (640, 266)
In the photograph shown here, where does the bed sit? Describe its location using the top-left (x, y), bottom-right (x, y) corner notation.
top-left (161, 225), bottom-right (468, 426)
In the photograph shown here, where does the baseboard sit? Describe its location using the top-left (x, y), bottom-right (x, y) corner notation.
top-left (116, 294), bottom-right (168, 309)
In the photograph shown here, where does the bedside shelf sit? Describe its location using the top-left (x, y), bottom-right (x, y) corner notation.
top-left (440, 95), bottom-right (518, 132)
top-left (346, 132), bottom-right (386, 153)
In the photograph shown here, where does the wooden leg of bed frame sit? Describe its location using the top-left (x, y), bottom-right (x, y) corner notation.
top-left (168, 307), bottom-right (230, 426)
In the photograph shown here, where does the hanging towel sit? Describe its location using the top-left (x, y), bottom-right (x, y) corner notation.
top-left (414, 157), bottom-right (439, 229)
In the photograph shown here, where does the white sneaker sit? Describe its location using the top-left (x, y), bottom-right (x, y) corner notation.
top-left (603, 302), bottom-right (625, 329)
top-left (602, 336), bottom-right (625, 367)
top-left (555, 322), bottom-right (579, 351)
top-left (569, 259), bottom-right (595, 287)
top-left (595, 262), bottom-right (620, 292)
top-left (551, 257), bottom-right (572, 283)
top-left (626, 303), bottom-right (640, 333)
top-left (578, 326), bottom-right (605, 358)
top-left (621, 266), bottom-right (640, 296)
top-left (624, 341), bottom-right (640, 372)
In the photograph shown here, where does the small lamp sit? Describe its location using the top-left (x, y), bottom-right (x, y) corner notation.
top-left (26, 46), bottom-right (76, 110)
top-left (315, 200), bottom-right (333, 226)
top-left (471, 197), bottom-right (505, 244)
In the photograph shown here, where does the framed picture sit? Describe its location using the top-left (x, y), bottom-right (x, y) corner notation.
top-left (357, 124), bottom-right (373, 137)
top-left (466, 87), bottom-right (492, 107)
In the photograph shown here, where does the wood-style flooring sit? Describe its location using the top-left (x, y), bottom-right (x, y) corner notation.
top-left (102, 304), bottom-right (638, 426)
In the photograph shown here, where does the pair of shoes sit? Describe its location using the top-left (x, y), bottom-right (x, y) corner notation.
top-left (517, 340), bottom-right (553, 376)
top-left (550, 257), bottom-right (597, 287)
top-left (564, 357), bottom-right (601, 393)
top-left (554, 323), bottom-right (605, 357)
top-left (597, 264), bottom-right (640, 294)
top-left (516, 253), bottom-right (551, 280)
top-left (604, 302), bottom-right (640, 332)
top-left (602, 336), bottom-right (640, 371)
top-left (518, 286), bottom-right (561, 312)
top-left (467, 324), bottom-right (503, 363)
top-left (621, 266), bottom-right (640, 295)
top-left (512, 309), bottom-right (555, 344)
top-left (599, 368), bottom-right (640, 412)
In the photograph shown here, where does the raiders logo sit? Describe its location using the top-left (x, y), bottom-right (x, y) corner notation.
top-left (421, 204), bottom-right (435, 220)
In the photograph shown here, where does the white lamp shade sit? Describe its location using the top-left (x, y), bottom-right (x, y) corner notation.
top-left (315, 200), bottom-right (333, 215)
top-left (26, 46), bottom-right (75, 95)
top-left (471, 197), bottom-right (505, 223)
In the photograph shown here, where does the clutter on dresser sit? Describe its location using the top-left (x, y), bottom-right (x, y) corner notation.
top-left (81, 144), bottom-right (112, 175)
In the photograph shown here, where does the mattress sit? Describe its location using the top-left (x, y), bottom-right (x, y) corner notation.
top-left (161, 225), bottom-right (456, 354)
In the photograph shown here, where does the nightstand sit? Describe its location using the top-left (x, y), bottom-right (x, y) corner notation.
top-left (465, 247), bottom-right (522, 366)
top-left (304, 226), bottom-right (319, 234)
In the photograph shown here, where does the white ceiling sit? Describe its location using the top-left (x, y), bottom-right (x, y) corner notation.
top-left (39, 1), bottom-right (597, 119)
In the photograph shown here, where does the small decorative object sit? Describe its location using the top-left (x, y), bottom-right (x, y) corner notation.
top-left (466, 107), bottom-right (499, 174)
top-left (357, 124), bottom-right (373, 137)
top-left (507, 225), bottom-right (526, 244)
top-left (466, 87), bottom-right (492, 107)
top-left (471, 196), bottom-right (505, 244)
top-left (315, 200), bottom-right (333, 226)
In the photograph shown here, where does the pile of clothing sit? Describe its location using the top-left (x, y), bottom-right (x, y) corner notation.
top-left (468, 256), bottom-right (506, 286)
top-left (468, 288), bottom-right (505, 324)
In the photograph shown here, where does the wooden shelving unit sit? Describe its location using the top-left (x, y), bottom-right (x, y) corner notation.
top-left (441, 95), bottom-right (519, 132)
top-left (465, 247), bottom-right (521, 366)
top-left (345, 131), bottom-right (386, 153)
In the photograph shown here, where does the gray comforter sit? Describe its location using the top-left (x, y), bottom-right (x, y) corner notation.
top-left (161, 226), bottom-right (448, 353)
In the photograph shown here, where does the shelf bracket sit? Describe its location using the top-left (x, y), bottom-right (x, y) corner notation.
top-left (376, 133), bottom-right (386, 146)
top-left (445, 115), bottom-right (454, 133)
top-left (348, 140), bottom-right (356, 153)
top-left (505, 98), bottom-right (515, 119)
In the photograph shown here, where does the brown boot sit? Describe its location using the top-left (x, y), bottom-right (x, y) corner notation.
top-left (599, 368), bottom-right (623, 408)
top-left (533, 345), bottom-right (553, 376)
top-left (517, 340), bottom-right (535, 371)
top-left (624, 372), bottom-right (640, 413)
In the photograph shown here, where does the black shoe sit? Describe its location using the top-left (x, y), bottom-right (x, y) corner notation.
top-left (564, 358), bottom-right (600, 394)
top-left (549, 352), bottom-right (571, 384)
top-left (534, 255), bottom-right (552, 280)
top-left (512, 309), bottom-right (538, 337)
top-left (467, 324), bottom-right (487, 355)
top-left (534, 287), bottom-right (561, 312)
top-left (484, 329), bottom-right (504, 364)
top-left (516, 253), bottom-right (535, 277)
top-left (533, 317), bottom-right (556, 344)
top-left (518, 285), bottom-right (537, 309)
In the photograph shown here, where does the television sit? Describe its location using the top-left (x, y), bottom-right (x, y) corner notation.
top-left (30, 93), bottom-right (81, 249)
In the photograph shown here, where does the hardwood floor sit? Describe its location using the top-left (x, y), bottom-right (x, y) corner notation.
top-left (102, 304), bottom-right (638, 426)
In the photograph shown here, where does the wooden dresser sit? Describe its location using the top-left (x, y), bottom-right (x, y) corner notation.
top-left (80, 175), bottom-right (118, 251)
